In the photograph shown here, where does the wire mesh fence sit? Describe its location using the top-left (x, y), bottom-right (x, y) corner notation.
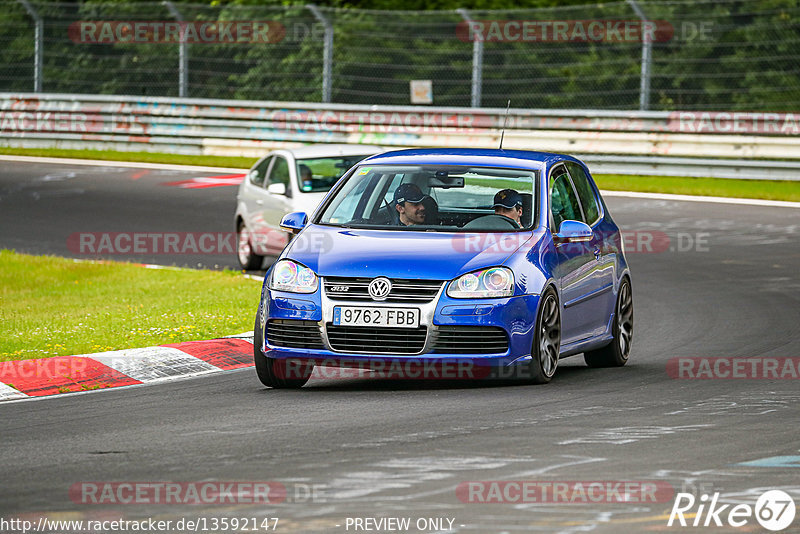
top-left (2, 0), bottom-right (799, 111)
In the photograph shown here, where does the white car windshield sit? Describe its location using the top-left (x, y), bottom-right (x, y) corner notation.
top-left (296, 156), bottom-right (373, 193)
top-left (317, 165), bottom-right (538, 232)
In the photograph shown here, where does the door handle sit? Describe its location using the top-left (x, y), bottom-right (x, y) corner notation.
top-left (256, 199), bottom-right (264, 205)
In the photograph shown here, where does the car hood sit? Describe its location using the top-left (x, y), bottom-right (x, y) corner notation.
top-left (284, 225), bottom-right (536, 280)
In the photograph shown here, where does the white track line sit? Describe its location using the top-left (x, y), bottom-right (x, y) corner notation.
top-left (0, 383), bottom-right (28, 401)
top-left (225, 331), bottom-right (256, 339)
top-left (90, 347), bottom-right (219, 383)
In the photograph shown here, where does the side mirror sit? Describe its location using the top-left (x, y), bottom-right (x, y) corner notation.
top-left (555, 220), bottom-right (593, 243)
top-left (267, 182), bottom-right (287, 195)
top-left (280, 212), bottom-right (308, 234)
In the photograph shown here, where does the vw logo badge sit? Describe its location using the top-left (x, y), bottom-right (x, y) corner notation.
top-left (368, 277), bottom-right (392, 301)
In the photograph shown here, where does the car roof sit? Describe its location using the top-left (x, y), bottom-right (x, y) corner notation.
top-left (282, 143), bottom-right (385, 158)
top-left (360, 148), bottom-right (582, 171)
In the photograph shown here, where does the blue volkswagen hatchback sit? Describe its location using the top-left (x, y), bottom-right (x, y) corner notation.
top-left (254, 148), bottom-right (633, 387)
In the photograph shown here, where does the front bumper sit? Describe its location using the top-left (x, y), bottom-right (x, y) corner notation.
top-left (259, 286), bottom-right (542, 369)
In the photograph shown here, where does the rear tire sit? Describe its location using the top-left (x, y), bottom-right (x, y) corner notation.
top-left (524, 287), bottom-right (561, 384)
top-left (237, 222), bottom-right (264, 271)
top-left (584, 277), bottom-right (633, 368)
top-left (253, 306), bottom-right (312, 389)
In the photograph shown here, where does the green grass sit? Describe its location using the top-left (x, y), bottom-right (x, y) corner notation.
top-left (0, 146), bottom-right (256, 169)
top-left (0, 250), bottom-right (262, 361)
top-left (2, 147), bottom-right (799, 202)
top-left (594, 174), bottom-right (800, 202)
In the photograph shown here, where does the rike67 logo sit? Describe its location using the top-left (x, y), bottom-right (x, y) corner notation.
top-left (668, 490), bottom-right (796, 531)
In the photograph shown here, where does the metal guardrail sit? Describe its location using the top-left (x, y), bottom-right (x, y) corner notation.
top-left (1, 93), bottom-right (798, 179)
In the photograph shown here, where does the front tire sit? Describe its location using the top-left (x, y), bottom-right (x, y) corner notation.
top-left (584, 277), bottom-right (633, 368)
top-left (237, 222), bottom-right (264, 271)
top-left (253, 309), bottom-right (312, 389)
top-left (524, 287), bottom-right (561, 384)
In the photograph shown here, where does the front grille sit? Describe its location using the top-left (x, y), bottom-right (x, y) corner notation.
top-left (325, 324), bottom-right (427, 354)
top-left (266, 320), bottom-right (325, 349)
top-left (324, 277), bottom-right (443, 303)
top-left (431, 326), bottom-right (509, 354)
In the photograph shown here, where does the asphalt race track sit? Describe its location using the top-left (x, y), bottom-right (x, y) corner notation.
top-left (0, 161), bottom-right (248, 271)
top-left (1, 160), bottom-right (799, 533)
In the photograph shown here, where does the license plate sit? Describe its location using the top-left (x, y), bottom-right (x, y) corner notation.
top-left (333, 307), bottom-right (420, 328)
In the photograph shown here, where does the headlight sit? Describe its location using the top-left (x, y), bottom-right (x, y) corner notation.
top-left (269, 260), bottom-right (319, 294)
top-left (447, 267), bottom-right (514, 298)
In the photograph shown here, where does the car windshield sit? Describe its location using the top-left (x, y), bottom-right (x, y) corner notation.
top-left (296, 156), bottom-right (373, 193)
top-left (317, 165), bottom-right (538, 232)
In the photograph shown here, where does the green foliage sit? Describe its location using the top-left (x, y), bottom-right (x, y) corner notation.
top-left (1, 0), bottom-right (798, 110)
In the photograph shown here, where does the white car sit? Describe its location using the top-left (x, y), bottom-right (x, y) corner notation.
top-left (235, 144), bottom-right (383, 269)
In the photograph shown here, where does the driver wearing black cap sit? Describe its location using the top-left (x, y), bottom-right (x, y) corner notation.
top-left (393, 183), bottom-right (428, 226)
top-left (493, 189), bottom-right (523, 228)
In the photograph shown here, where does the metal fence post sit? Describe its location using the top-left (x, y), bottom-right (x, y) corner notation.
top-left (164, 1), bottom-right (188, 98)
top-left (457, 8), bottom-right (483, 108)
top-left (18, 0), bottom-right (43, 92)
top-left (627, 0), bottom-right (652, 111)
top-left (307, 4), bottom-right (333, 103)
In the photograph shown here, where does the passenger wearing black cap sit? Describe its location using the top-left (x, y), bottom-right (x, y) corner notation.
top-left (393, 183), bottom-right (428, 226)
top-left (493, 189), bottom-right (523, 228)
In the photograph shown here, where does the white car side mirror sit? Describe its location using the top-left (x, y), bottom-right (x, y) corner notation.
top-left (267, 182), bottom-right (287, 195)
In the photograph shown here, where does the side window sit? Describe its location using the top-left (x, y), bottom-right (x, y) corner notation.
top-left (249, 156), bottom-right (271, 187)
top-left (549, 168), bottom-right (583, 230)
top-left (567, 162), bottom-right (600, 225)
top-left (382, 174), bottom-right (404, 204)
top-left (267, 157), bottom-right (291, 197)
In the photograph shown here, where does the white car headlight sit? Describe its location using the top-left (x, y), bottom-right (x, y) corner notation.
top-left (447, 267), bottom-right (514, 298)
top-left (269, 260), bottom-right (319, 294)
